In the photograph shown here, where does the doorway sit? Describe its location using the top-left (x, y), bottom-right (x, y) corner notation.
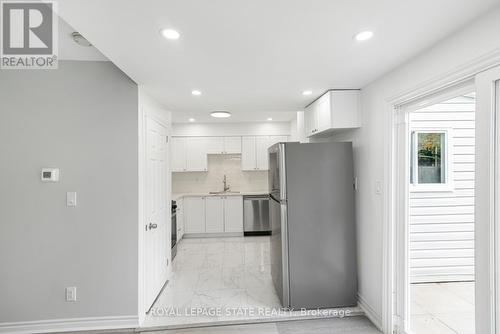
top-left (407, 92), bottom-right (476, 334)
top-left (389, 64), bottom-right (500, 334)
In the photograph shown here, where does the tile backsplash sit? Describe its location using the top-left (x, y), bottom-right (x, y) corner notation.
top-left (172, 154), bottom-right (268, 193)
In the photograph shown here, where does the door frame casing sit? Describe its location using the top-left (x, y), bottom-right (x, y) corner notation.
top-left (383, 50), bottom-right (500, 334)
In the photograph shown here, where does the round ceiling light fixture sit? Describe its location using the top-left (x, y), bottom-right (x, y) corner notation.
top-left (210, 111), bottom-right (231, 118)
top-left (302, 90), bottom-right (312, 96)
top-left (188, 118), bottom-right (195, 122)
top-left (191, 90), bottom-right (202, 96)
top-left (160, 28), bottom-right (180, 40)
top-left (354, 30), bottom-right (374, 42)
top-left (267, 118), bottom-right (273, 121)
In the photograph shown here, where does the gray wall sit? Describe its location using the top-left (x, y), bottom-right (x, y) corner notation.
top-left (0, 61), bottom-right (139, 322)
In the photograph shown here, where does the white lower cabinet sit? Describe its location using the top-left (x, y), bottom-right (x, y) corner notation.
top-left (224, 196), bottom-right (243, 233)
top-left (183, 195), bottom-right (243, 235)
top-left (184, 196), bottom-right (205, 233)
top-left (205, 196), bottom-right (225, 233)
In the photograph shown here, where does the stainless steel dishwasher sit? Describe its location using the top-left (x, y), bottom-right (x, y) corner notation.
top-left (243, 195), bottom-right (270, 236)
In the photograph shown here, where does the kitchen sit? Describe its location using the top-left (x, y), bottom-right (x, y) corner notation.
top-left (144, 90), bottom-right (361, 327)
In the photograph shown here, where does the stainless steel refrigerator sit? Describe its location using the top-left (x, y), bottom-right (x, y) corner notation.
top-left (269, 142), bottom-right (357, 309)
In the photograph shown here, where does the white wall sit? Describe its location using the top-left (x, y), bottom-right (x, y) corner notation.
top-left (172, 122), bottom-right (290, 137)
top-left (0, 61), bottom-right (139, 326)
top-left (409, 96), bottom-right (475, 283)
top-left (324, 6), bottom-right (500, 327)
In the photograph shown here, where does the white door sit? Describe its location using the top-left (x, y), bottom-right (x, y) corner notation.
top-left (144, 117), bottom-right (169, 311)
top-left (475, 66), bottom-right (500, 334)
top-left (224, 196), bottom-right (243, 233)
top-left (255, 136), bottom-right (270, 170)
top-left (224, 137), bottom-right (242, 154)
top-left (186, 137), bottom-right (207, 171)
top-left (184, 197), bottom-right (205, 233)
top-left (171, 137), bottom-right (186, 172)
top-left (205, 196), bottom-right (224, 233)
top-left (241, 136), bottom-right (256, 170)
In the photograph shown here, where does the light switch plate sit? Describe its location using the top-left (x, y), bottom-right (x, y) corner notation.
top-left (65, 287), bottom-right (77, 302)
top-left (66, 192), bottom-right (77, 207)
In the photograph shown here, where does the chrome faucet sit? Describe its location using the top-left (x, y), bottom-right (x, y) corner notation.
top-left (223, 174), bottom-right (230, 192)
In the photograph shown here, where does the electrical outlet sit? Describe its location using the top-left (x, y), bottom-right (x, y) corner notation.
top-left (65, 287), bottom-right (77, 302)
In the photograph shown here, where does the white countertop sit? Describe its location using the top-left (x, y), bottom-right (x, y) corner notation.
top-left (172, 191), bottom-right (268, 200)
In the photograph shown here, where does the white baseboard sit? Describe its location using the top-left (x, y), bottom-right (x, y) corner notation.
top-left (358, 293), bottom-right (383, 332)
top-left (0, 315), bottom-right (138, 334)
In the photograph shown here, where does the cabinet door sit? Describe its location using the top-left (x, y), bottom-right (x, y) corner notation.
top-left (184, 197), bottom-right (205, 233)
top-left (304, 104), bottom-right (317, 137)
top-left (255, 136), bottom-right (270, 170)
top-left (171, 137), bottom-right (186, 172)
top-left (241, 136), bottom-right (256, 170)
top-left (268, 136), bottom-right (288, 146)
top-left (206, 137), bottom-right (224, 154)
top-left (316, 94), bottom-right (331, 133)
top-left (224, 196), bottom-right (243, 233)
top-left (186, 137), bottom-right (208, 171)
top-left (224, 137), bottom-right (242, 154)
top-left (205, 196), bottom-right (224, 233)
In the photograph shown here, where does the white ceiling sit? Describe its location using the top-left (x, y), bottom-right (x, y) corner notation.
top-left (56, 0), bottom-right (499, 123)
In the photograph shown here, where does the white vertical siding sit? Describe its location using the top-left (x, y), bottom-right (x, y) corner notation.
top-left (409, 96), bottom-right (475, 283)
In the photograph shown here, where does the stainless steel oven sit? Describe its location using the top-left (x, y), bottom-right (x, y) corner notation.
top-left (171, 200), bottom-right (177, 260)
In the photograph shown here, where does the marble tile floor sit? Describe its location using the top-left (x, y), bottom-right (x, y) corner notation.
top-left (142, 236), bottom-right (360, 328)
top-left (140, 316), bottom-right (382, 334)
top-left (143, 236), bottom-right (281, 327)
top-left (410, 282), bottom-right (475, 334)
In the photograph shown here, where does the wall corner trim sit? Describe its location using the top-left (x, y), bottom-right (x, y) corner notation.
top-left (358, 293), bottom-right (383, 332)
top-left (0, 315), bottom-right (139, 334)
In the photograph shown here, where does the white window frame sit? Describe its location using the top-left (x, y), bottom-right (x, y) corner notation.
top-left (410, 127), bottom-right (453, 192)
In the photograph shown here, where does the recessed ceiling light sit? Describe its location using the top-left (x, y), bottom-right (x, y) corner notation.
top-left (302, 90), bottom-right (312, 96)
top-left (210, 111), bottom-right (231, 118)
top-left (191, 90), bottom-right (202, 96)
top-left (160, 28), bottom-right (180, 40)
top-left (188, 118), bottom-right (195, 122)
top-left (267, 118), bottom-right (273, 121)
top-left (354, 30), bottom-right (374, 42)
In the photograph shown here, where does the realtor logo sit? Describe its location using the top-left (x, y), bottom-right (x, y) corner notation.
top-left (1, 1), bottom-right (58, 69)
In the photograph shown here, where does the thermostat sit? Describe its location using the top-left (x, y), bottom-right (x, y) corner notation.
top-left (41, 168), bottom-right (60, 182)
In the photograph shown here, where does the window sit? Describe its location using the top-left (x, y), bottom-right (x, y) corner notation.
top-left (410, 129), bottom-right (451, 189)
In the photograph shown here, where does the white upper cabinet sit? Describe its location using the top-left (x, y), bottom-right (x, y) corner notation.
top-left (224, 137), bottom-right (242, 154)
top-left (185, 137), bottom-right (208, 171)
top-left (172, 137), bottom-right (207, 172)
top-left (242, 136), bottom-right (288, 171)
top-left (205, 136), bottom-right (241, 154)
top-left (304, 90), bottom-right (360, 137)
top-left (171, 137), bottom-right (187, 172)
top-left (241, 136), bottom-right (257, 171)
top-left (255, 136), bottom-right (270, 170)
top-left (206, 137), bottom-right (225, 154)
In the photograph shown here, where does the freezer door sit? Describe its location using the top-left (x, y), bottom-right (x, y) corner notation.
top-left (270, 195), bottom-right (289, 307)
top-left (268, 143), bottom-right (286, 201)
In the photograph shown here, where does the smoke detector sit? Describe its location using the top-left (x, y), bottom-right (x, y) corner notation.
top-left (71, 32), bottom-right (92, 47)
